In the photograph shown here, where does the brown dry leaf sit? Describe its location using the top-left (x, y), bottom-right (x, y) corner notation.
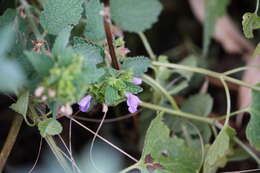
top-left (188, 0), bottom-right (253, 54)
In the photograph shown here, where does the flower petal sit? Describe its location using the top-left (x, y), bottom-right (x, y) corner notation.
top-left (125, 93), bottom-right (141, 113)
top-left (132, 77), bottom-right (142, 85)
top-left (78, 95), bottom-right (92, 112)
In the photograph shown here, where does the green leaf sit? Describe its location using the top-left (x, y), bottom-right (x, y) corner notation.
top-left (182, 93), bottom-right (213, 116)
top-left (124, 81), bottom-right (143, 94)
top-left (84, 0), bottom-right (105, 41)
top-left (122, 56), bottom-right (150, 76)
top-left (10, 91), bottom-right (29, 119)
top-left (52, 26), bottom-right (72, 56)
top-left (110, 0), bottom-right (162, 32)
top-left (0, 59), bottom-right (26, 93)
top-left (246, 85), bottom-right (260, 150)
top-left (203, 0), bottom-right (229, 55)
top-left (253, 43), bottom-right (260, 58)
top-left (242, 13), bottom-right (260, 39)
top-left (40, 0), bottom-right (84, 35)
top-left (73, 37), bottom-right (104, 65)
top-left (174, 55), bottom-right (197, 81)
top-left (0, 9), bottom-right (16, 27)
top-left (120, 115), bottom-right (201, 173)
top-left (38, 118), bottom-right (63, 137)
top-left (181, 93), bottom-right (213, 144)
top-left (203, 126), bottom-right (235, 173)
top-left (82, 65), bottom-right (105, 84)
top-left (0, 24), bottom-right (15, 55)
top-left (24, 51), bottom-right (54, 77)
top-left (105, 86), bottom-right (120, 105)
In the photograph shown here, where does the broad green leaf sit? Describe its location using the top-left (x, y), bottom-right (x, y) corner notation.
top-left (24, 51), bottom-right (54, 77)
top-left (38, 118), bottom-right (63, 137)
top-left (105, 86), bottom-right (120, 105)
top-left (181, 93), bottom-right (213, 143)
top-left (253, 43), bottom-right (260, 58)
top-left (246, 85), bottom-right (260, 150)
top-left (204, 126), bottom-right (235, 173)
top-left (124, 81), bottom-right (143, 94)
top-left (110, 0), bottom-right (162, 32)
top-left (242, 13), bottom-right (260, 39)
top-left (10, 91), bottom-right (29, 118)
top-left (73, 37), bottom-right (104, 65)
top-left (203, 0), bottom-right (229, 55)
top-left (122, 56), bottom-right (150, 76)
top-left (84, 0), bottom-right (105, 41)
top-left (0, 24), bottom-right (15, 55)
top-left (120, 115), bottom-right (201, 173)
top-left (82, 65), bottom-right (105, 84)
top-left (40, 0), bottom-right (84, 35)
top-left (0, 59), bottom-right (26, 93)
top-left (174, 55), bottom-right (197, 81)
top-left (52, 26), bottom-right (72, 56)
top-left (0, 9), bottom-right (16, 27)
top-left (181, 93), bottom-right (213, 117)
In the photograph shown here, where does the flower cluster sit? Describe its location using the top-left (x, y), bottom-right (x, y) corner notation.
top-left (78, 77), bottom-right (142, 113)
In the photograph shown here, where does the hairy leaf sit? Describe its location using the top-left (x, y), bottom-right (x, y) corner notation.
top-left (242, 13), bottom-right (260, 39)
top-left (120, 115), bottom-right (201, 173)
top-left (181, 93), bottom-right (213, 143)
top-left (38, 118), bottom-right (63, 137)
top-left (110, 0), bottom-right (162, 32)
top-left (122, 56), bottom-right (150, 76)
top-left (0, 9), bottom-right (16, 27)
top-left (84, 0), bottom-right (105, 41)
top-left (246, 85), bottom-right (260, 150)
top-left (0, 59), bottom-right (26, 93)
top-left (203, 0), bottom-right (230, 55)
top-left (82, 65), bottom-right (105, 84)
top-left (10, 91), bottom-right (29, 119)
top-left (73, 37), bottom-right (104, 65)
top-left (174, 55), bottom-right (197, 81)
top-left (105, 86), bottom-right (120, 105)
top-left (52, 26), bottom-right (72, 56)
top-left (25, 51), bottom-right (54, 77)
top-left (204, 126), bottom-right (235, 173)
top-left (40, 0), bottom-right (83, 35)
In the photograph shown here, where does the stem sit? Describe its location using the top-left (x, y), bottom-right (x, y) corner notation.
top-left (255, 0), bottom-right (260, 14)
top-left (45, 136), bottom-right (72, 173)
top-left (224, 66), bottom-right (260, 76)
top-left (20, 0), bottom-right (42, 40)
top-left (220, 77), bottom-right (231, 127)
top-left (233, 137), bottom-right (260, 165)
top-left (140, 102), bottom-right (214, 124)
top-left (214, 108), bottom-right (249, 120)
top-left (138, 32), bottom-right (156, 60)
top-left (215, 122), bottom-right (260, 165)
top-left (103, 16), bottom-right (120, 70)
top-left (0, 114), bottom-right (23, 172)
top-left (142, 75), bottom-right (180, 110)
top-left (152, 61), bottom-right (260, 92)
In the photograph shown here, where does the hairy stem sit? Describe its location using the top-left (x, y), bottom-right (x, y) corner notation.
top-left (0, 114), bottom-right (23, 172)
top-left (140, 102), bottom-right (214, 124)
top-left (152, 61), bottom-right (260, 91)
top-left (138, 32), bottom-right (156, 60)
top-left (142, 74), bottom-right (180, 110)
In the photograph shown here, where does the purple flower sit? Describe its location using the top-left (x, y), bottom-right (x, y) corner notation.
top-left (78, 95), bottom-right (92, 112)
top-left (125, 93), bottom-right (142, 113)
top-left (132, 77), bottom-right (142, 85)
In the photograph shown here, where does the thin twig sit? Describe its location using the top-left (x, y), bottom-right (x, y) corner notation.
top-left (103, 15), bottom-right (120, 70)
top-left (70, 118), bottom-right (138, 163)
top-left (28, 137), bottom-right (43, 173)
top-left (0, 114), bottom-right (23, 172)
